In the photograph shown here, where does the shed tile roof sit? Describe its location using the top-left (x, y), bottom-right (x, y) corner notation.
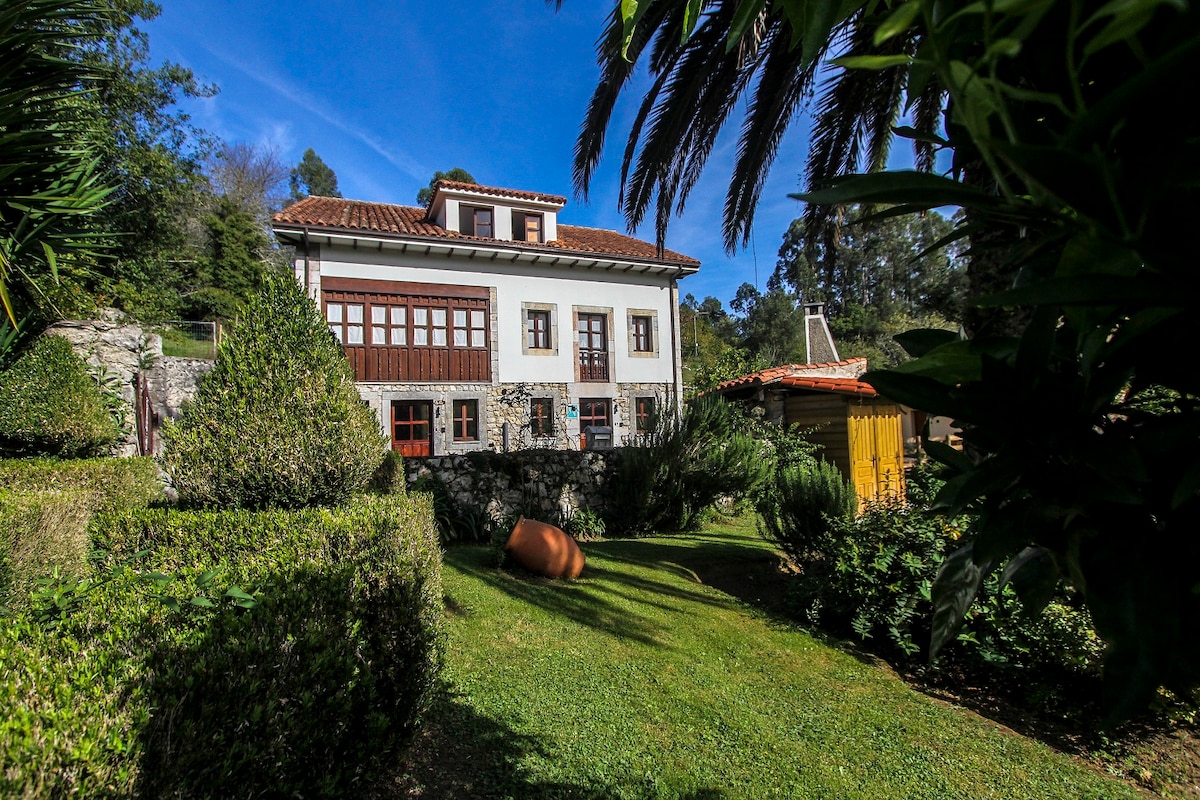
top-left (433, 180), bottom-right (567, 206)
top-left (710, 358), bottom-right (870, 393)
top-left (775, 375), bottom-right (879, 398)
top-left (272, 196), bottom-right (698, 266)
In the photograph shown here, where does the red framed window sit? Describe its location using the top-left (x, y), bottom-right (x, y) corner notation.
top-left (579, 398), bottom-right (611, 429)
top-left (530, 398), bottom-right (553, 438)
top-left (578, 313), bottom-right (608, 381)
top-left (527, 310), bottom-right (550, 349)
top-left (452, 399), bottom-right (479, 442)
top-left (631, 316), bottom-right (653, 352)
top-left (634, 396), bottom-right (656, 434)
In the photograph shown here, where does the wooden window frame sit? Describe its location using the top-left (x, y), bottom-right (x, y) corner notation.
top-left (530, 397), bottom-right (554, 438)
top-left (576, 310), bottom-right (610, 382)
top-left (579, 398), bottom-right (611, 429)
top-left (527, 309), bottom-right (551, 350)
top-left (460, 204), bottom-right (494, 237)
top-left (634, 396), bottom-right (657, 434)
top-left (631, 315), bottom-right (653, 352)
top-left (452, 399), bottom-right (479, 442)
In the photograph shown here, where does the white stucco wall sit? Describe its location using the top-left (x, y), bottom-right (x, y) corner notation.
top-left (312, 244), bottom-right (682, 387)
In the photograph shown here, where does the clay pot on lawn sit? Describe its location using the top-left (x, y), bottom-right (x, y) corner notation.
top-left (504, 516), bottom-right (585, 579)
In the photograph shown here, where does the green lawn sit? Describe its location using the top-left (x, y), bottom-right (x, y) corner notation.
top-left (394, 519), bottom-right (1139, 799)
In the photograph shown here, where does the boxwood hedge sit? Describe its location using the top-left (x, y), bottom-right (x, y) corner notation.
top-left (0, 492), bottom-right (444, 798)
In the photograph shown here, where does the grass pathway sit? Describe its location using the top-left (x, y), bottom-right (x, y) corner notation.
top-left (393, 520), bottom-right (1139, 799)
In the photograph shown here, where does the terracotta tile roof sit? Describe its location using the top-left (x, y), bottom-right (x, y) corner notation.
top-left (434, 180), bottom-right (567, 206)
top-left (710, 358), bottom-right (869, 393)
top-left (272, 196), bottom-right (699, 267)
top-left (776, 375), bottom-right (879, 398)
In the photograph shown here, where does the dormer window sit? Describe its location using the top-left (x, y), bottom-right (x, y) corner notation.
top-left (460, 205), bottom-right (493, 237)
top-left (513, 211), bottom-right (543, 243)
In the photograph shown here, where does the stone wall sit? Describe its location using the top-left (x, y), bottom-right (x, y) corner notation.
top-left (48, 312), bottom-right (213, 456)
top-left (405, 449), bottom-right (618, 524)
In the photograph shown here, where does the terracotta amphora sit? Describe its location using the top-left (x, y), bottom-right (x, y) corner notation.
top-left (504, 516), bottom-right (585, 579)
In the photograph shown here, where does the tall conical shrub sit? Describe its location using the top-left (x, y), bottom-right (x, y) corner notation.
top-left (162, 273), bottom-right (387, 509)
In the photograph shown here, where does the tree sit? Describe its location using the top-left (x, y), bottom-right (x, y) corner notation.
top-left (0, 0), bottom-right (118, 330)
top-left (186, 197), bottom-right (271, 320)
top-left (792, 0), bottom-right (1200, 717)
top-left (570, 1), bottom-right (940, 252)
top-left (416, 167), bottom-right (476, 206)
top-left (289, 148), bottom-right (340, 201)
top-left (70, 0), bottom-right (215, 321)
top-left (208, 142), bottom-right (289, 220)
top-left (729, 279), bottom-right (805, 366)
top-left (609, 0), bottom-right (1200, 715)
top-left (162, 272), bottom-right (386, 509)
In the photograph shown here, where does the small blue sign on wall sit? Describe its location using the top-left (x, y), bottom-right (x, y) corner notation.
top-left (566, 404), bottom-right (579, 419)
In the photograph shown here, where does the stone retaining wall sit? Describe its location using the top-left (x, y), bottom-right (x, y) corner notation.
top-left (48, 312), bottom-right (213, 456)
top-left (405, 449), bottom-right (618, 524)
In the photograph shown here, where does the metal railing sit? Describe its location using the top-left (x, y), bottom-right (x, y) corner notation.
top-left (158, 320), bottom-right (220, 360)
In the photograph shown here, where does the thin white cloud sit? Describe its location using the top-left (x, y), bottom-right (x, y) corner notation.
top-left (204, 44), bottom-right (428, 184)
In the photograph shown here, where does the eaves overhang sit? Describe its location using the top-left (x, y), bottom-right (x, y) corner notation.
top-left (272, 223), bottom-right (701, 279)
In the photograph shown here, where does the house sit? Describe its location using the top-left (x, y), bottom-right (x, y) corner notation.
top-left (270, 180), bottom-right (698, 456)
top-left (710, 358), bottom-right (907, 506)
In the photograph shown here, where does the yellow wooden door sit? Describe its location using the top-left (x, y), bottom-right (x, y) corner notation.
top-left (847, 402), bottom-right (906, 507)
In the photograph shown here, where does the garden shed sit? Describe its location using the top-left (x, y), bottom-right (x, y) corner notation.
top-left (711, 358), bottom-right (905, 506)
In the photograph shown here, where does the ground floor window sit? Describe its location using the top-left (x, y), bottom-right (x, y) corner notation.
top-left (634, 396), bottom-right (657, 434)
top-left (452, 399), bottom-right (479, 442)
top-left (530, 397), bottom-right (554, 438)
top-left (579, 398), bottom-right (611, 429)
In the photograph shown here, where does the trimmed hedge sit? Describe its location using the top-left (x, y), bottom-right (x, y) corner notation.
top-left (0, 334), bottom-right (121, 458)
top-left (0, 493), bottom-right (444, 798)
top-left (161, 272), bottom-right (387, 509)
top-left (0, 458), bottom-right (162, 610)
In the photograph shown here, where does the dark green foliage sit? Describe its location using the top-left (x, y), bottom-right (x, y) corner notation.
top-left (780, 485), bottom-right (1102, 674)
top-left (416, 167), bottom-right (476, 206)
top-left (789, 0), bottom-right (1200, 717)
top-left (161, 273), bottom-right (387, 509)
top-left (757, 459), bottom-right (856, 562)
top-left (0, 335), bottom-right (121, 458)
top-left (565, 506), bottom-right (606, 541)
top-left (186, 196), bottom-right (268, 318)
top-left (0, 494), bottom-right (444, 798)
top-left (607, 396), bottom-right (769, 535)
top-left (289, 147), bottom-right (340, 200)
top-left (370, 449), bottom-right (406, 495)
top-left (0, 0), bottom-right (117, 327)
top-left (0, 457), bottom-right (161, 611)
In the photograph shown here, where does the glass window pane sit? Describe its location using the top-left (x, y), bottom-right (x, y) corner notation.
top-left (330, 324), bottom-right (343, 342)
top-left (432, 328), bottom-right (447, 346)
top-left (391, 327), bottom-right (406, 345)
top-left (372, 306), bottom-right (386, 324)
top-left (372, 326), bottom-right (386, 344)
top-left (472, 330), bottom-right (485, 347)
top-left (347, 325), bottom-right (363, 344)
top-left (413, 328), bottom-right (428, 346)
top-left (347, 304), bottom-right (363, 323)
top-left (454, 309), bottom-right (467, 328)
top-left (472, 310), bottom-right (485, 328)
top-left (432, 308), bottom-right (447, 327)
top-left (414, 307), bottom-right (428, 326)
top-left (454, 329), bottom-right (467, 347)
top-left (326, 304), bottom-right (342, 323)
top-left (391, 307), bottom-right (405, 325)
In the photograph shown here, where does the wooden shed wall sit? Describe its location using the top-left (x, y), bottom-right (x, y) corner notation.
top-left (784, 395), bottom-right (851, 479)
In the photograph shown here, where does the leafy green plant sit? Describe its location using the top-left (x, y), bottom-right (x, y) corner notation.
top-left (1, 493), bottom-right (444, 798)
top-left (757, 459), bottom-right (856, 563)
top-left (0, 334), bottom-right (121, 458)
top-left (160, 272), bottom-right (387, 509)
top-left (565, 506), bottom-right (606, 541)
top-left (607, 396), bottom-right (769, 535)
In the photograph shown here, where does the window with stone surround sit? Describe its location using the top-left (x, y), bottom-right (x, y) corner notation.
top-left (634, 396), bottom-right (657, 434)
top-left (522, 302), bottom-right (558, 356)
top-left (530, 397), bottom-right (554, 438)
top-left (626, 308), bottom-right (659, 358)
top-left (452, 399), bottom-right (479, 442)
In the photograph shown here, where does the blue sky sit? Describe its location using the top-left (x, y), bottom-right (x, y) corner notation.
top-left (146, 1), bottom-right (822, 306)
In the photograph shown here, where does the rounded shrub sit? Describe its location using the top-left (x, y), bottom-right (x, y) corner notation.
top-left (0, 334), bottom-right (120, 458)
top-left (161, 272), bottom-right (387, 509)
